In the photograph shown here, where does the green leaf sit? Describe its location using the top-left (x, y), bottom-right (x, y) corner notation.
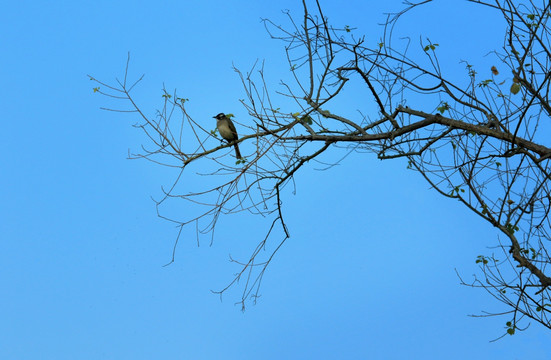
top-left (301, 115), bottom-right (313, 125)
top-left (477, 79), bottom-right (493, 88)
top-left (476, 255), bottom-right (488, 265)
top-left (510, 83), bottom-right (521, 94)
top-left (344, 25), bottom-right (351, 32)
top-left (93, 87), bottom-right (100, 93)
top-left (423, 43), bottom-right (439, 52)
top-left (436, 101), bottom-right (450, 114)
top-left (507, 328), bottom-right (515, 335)
top-left (465, 63), bottom-right (477, 78)
top-left (505, 223), bottom-right (519, 234)
top-left (235, 157), bottom-right (247, 165)
top-left (450, 185), bottom-right (464, 196)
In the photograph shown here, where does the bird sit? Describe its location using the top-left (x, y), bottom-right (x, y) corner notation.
top-left (213, 113), bottom-right (242, 159)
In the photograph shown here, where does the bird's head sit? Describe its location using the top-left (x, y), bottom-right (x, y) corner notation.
top-left (213, 113), bottom-right (225, 120)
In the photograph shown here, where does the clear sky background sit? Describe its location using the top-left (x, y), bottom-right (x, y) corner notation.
top-left (1, 0), bottom-right (550, 359)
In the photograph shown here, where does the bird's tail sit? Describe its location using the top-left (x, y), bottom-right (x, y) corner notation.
top-left (234, 143), bottom-right (242, 159)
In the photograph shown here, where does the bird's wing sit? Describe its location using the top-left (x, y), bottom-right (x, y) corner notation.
top-left (227, 118), bottom-right (238, 136)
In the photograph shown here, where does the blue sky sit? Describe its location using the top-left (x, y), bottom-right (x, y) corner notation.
top-left (1, 0), bottom-right (549, 359)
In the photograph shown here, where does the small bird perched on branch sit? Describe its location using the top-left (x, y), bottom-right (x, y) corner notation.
top-left (213, 113), bottom-right (242, 159)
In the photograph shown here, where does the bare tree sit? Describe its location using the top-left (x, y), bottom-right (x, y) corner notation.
top-left (90, 0), bottom-right (551, 335)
